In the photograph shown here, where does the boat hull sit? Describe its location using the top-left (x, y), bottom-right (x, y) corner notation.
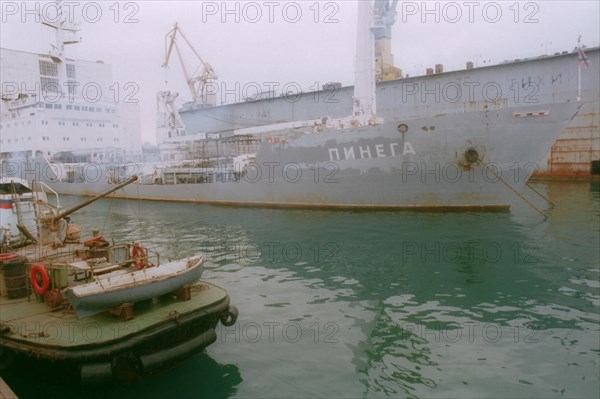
top-left (1, 281), bottom-right (232, 383)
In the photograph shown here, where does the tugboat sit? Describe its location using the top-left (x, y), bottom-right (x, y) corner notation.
top-left (0, 176), bottom-right (238, 383)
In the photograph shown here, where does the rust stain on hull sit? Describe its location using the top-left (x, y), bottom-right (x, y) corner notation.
top-left (535, 107), bottom-right (599, 177)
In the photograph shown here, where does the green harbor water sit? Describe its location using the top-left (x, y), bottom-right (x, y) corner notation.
top-left (2, 180), bottom-right (599, 398)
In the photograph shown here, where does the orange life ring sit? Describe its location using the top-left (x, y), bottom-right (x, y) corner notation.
top-left (131, 243), bottom-right (146, 270)
top-left (30, 264), bottom-right (50, 295)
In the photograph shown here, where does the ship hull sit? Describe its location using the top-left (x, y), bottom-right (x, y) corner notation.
top-left (35, 102), bottom-right (581, 210)
top-left (1, 288), bottom-right (231, 383)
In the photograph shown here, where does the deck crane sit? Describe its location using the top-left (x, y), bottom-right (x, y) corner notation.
top-left (373, 0), bottom-right (403, 81)
top-left (162, 23), bottom-right (218, 106)
top-left (157, 23), bottom-right (218, 159)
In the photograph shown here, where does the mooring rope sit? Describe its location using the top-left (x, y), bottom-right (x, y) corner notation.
top-left (526, 182), bottom-right (556, 208)
top-left (481, 162), bottom-right (548, 220)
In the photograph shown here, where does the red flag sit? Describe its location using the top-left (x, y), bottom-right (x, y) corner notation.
top-left (578, 48), bottom-right (591, 68)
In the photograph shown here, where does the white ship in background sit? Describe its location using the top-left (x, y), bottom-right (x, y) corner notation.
top-left (0, 14), bottom-right (142, 162)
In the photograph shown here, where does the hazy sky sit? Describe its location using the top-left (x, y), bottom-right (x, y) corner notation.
top-left (1, 0), bottom-right (599, 143)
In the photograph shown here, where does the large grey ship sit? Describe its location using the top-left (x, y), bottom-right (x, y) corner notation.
top-left (38, 100), bottom-right (580, 210)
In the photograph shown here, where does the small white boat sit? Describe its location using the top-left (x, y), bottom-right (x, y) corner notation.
top-left (63, 255), bottom-right (204, 318)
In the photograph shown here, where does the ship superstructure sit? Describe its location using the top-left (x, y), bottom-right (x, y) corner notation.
top-left (0, 13), bottom-right (141, 162)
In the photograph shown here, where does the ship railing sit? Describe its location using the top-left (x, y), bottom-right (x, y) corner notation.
top-left (32, 180), bottom-right (61, 210)
top-left (145, 245), bottom-right (160, 267)
top-left (51, 243), bottom-right (162, 287)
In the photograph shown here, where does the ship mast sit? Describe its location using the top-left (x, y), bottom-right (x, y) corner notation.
top-left (373, 0), bottom-right (402, 81)
top-left (40, 2), bottom-right (81, 107)
top-left (352, 0), bottom-right (378, 126)
top-left (350, 1), bottom-right (403, 126)
top-left (41, 2), bottom-right (80, 64)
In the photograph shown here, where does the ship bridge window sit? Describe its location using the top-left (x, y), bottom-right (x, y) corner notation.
top-left (82, 106), bottom-right (88, 111)
top-left (53, 104), bottom-right (61, 109)
top-left (66, 105), bottom-right (72, 110)
top-left (66, 81), bottom-right (77, 96)
top-left (95, 107), bottom-right (102, 112)
top-left (45, 104), bottom-right (53, 109)
top-left (66, 64), bottom-right (76, 79)
top-left (39, 60), bottom-right (58, 77)
top-left (40, 77), bottom-right (59, 93)
top-left (74, 106), bottom-right (80, 111)
top-left (73, 122), bottom-right (79, 126)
